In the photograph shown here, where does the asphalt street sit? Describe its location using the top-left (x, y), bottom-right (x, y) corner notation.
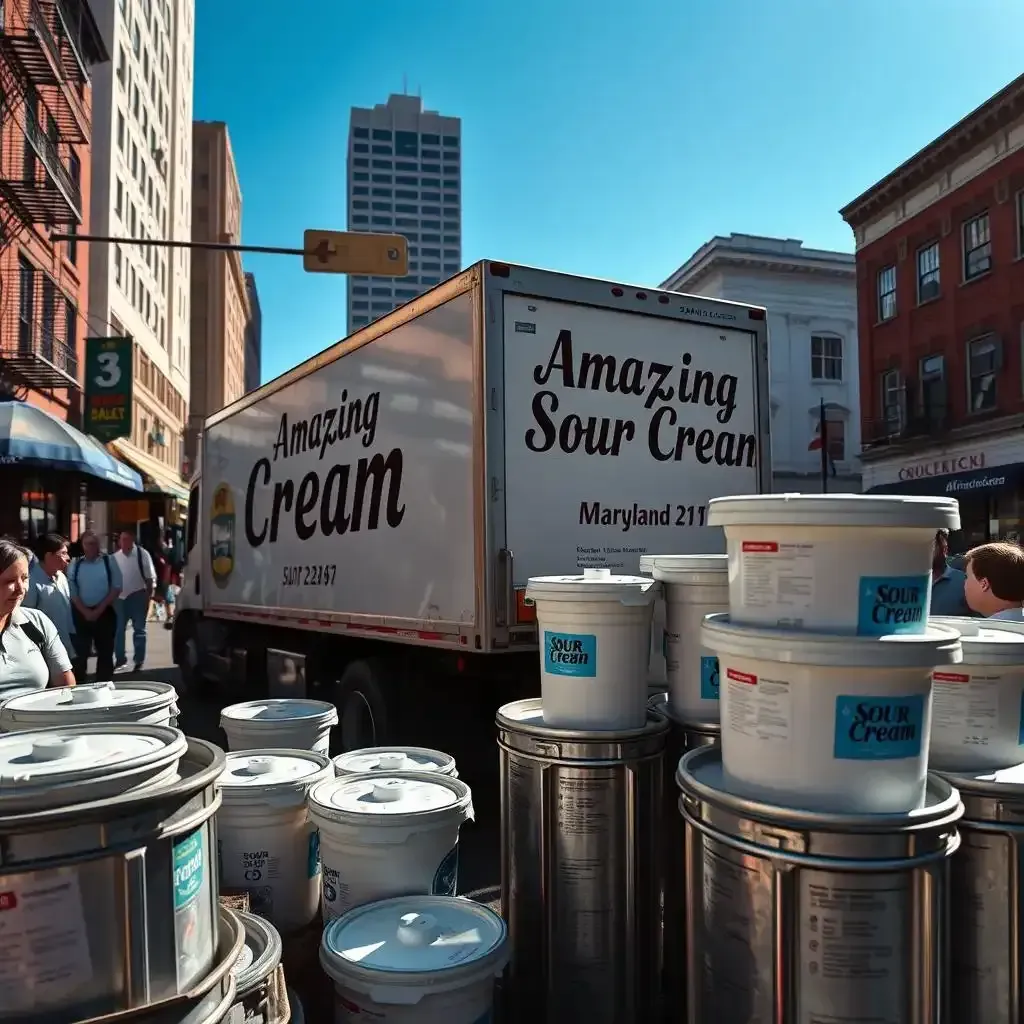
top-left (101, 624), bottom-right (503, 901)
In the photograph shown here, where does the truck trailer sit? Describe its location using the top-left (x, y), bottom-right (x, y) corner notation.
top-left (174, 261), bottom-right (771, 747)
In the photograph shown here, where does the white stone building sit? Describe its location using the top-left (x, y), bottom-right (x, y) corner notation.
top-left (661, 234), bottom-right (861, 492)
top-left (85, 0), bottom-right (193, 502)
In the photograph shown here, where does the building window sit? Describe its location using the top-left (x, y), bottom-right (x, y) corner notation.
top-left (1017, 190), bottom-right (1024, 257)
top-left (880, 368), bottom-right (904, 432)
top-left (917, 242), bottom-right (940, 302)
top-left (963, 213), bottom-right (992, 280)
top-left (919, 354), bottom-right (946, 423)
top-left (967, 335), bottom-right (998, 412)
top-left (810, 335), bottom-right (842, 382)
top-left (876, 265), bottom-right (896, 321)
top-left (824, 416), bottom-right (845, 462)
top-left (17, 256), bottom-right (34, 354)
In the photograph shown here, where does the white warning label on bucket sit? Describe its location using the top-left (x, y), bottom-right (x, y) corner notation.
top-left (740, 541), bottom-right (815, 614)
top-left (796, 871), bottom-right (906, 1024)
top-left (0, 868), bottom-right (93, 1012)
top-left (725, 668), bottom-right (791, 744)
top-left (932, 671), bottom-right (1001, 747)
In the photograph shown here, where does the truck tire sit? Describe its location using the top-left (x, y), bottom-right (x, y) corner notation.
top-left (329, 658), bottom-right (392, 752)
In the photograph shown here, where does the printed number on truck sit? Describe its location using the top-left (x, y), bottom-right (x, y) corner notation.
top-left (281, 564), bottom-right (338, 587)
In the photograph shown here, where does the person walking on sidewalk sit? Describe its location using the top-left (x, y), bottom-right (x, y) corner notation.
top-left (68, 530), bottom-right (121, 682)
top-left (113, 530), bottom-right (157, 672)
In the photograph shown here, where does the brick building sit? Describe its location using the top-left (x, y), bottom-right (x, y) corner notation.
top-left (0, 0), bottom-right (140, 542)
top-left (841, 73), bottom-right (1024, 549)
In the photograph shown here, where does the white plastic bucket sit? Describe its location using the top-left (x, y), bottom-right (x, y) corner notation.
top-left (928, 615), bottom-right (1024, 772)
top-left (216, 749), bottom-right (333, 933)
top-left (702, 613), bottom-right (962, 813)
top-left (333, 746), bottom-right (458, 779)
top-left (320, 895), bottom-right (508, 1024)
top-left (0, 680), bottom-right (179, 731)
top-left (220, 699), bottom-right (339, 755)
top-left (309, 771), bottom-right (474, 923)
top-left (525, 568), bottom-right (661, 730)
top-left (639, 554), bottom-right (728, 723)
top-left (708, 493), bottom-right (960, 634)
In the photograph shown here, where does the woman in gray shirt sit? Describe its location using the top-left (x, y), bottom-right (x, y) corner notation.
top-left (0, 538), bottom-right (76, 699)
top-left (22, 532), bottom-right (75, 661)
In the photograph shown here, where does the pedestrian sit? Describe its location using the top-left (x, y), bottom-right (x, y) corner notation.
top-left (929, 529), bottom-right (976, 617)
top-left (112, 530), bottom-right (156, 672)
top-left (963, 541), bottom-right (1024, 620)
top-left (150, 538), bottom-right (171, 622)
top-left (68, 530), bottom-right (121, 682)
top-left (22, 533), bottom-right (76, 662)
top-left (0, 537), bottom-right (76, 697)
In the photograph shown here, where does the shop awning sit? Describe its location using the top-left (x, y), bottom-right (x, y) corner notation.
top-left (868, 462), bottom-right (1024, 498)
top-left (0, 400), bottom-right (143, 495)
top-left (109, 438), bottom-right (190, 502)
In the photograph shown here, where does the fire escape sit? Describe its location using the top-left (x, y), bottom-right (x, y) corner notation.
top-left (0, 0), bottom-right (106, 394)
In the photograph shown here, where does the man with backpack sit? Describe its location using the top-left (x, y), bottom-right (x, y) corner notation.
top-left (68, 530), bottom-right (122, 681)
top-left (113, 530), bottom-right (157, 672)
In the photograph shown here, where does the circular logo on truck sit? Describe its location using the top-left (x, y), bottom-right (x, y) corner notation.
top-left (209, 483), bottom-right (235, 588)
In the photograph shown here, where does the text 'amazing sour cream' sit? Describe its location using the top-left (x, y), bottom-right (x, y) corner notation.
top-left (708, 493), bottom-right (960, 634)
top-left (702, 613), bottom-right (962, 813)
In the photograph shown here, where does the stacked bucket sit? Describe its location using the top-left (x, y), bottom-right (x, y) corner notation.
top-left (688, 492), bottom-right (970, 1024)
top-left (0, 685), bottom-right (506, 1024)
top-left (501, 566), bottom-right (667, 1023)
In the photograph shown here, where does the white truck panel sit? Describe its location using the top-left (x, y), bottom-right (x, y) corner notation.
top-left (201, 288), bottom-right (478, 628)
top-left (501, 294), bottom-right (762, 584)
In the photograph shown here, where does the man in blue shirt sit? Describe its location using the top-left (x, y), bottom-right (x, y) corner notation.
top-left (68, 530), bottom-right (122, 681)
top-left (930, 528), bottom-right (975, 618)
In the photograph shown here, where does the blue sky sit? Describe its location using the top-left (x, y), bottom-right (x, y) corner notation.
top-left (194, 0), bottom-right (1024, 383)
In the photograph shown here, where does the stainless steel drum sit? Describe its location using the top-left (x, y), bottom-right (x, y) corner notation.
top-left (648, 693), bottom-right (719, 1023)
top-left (679, 746), bottom-right (963, 1024)
top-left (0, 726), bottom-right (224, 1022)
top-left (498, 697), bottom-right (668, 1024)
top-left (939, 763), bottom-right (1024, 1023)
top-left (228, 911), bottom-right (284, 1024)
top-left (80, 908), bottom-right (244, 1024)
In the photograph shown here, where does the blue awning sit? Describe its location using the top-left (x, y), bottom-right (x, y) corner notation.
top-left (0, 400), bottom-right (143, 492)
top-left (868, 462), bottom-right (1024, 498)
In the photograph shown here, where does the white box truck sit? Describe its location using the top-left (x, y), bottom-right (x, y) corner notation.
top-left (174, 261), bottom-right (771, 746)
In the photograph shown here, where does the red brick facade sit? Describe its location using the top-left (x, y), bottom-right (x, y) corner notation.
top-left (842, 77), bottom-right (1024, 458)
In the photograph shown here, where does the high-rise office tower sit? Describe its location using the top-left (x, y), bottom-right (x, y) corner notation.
top-left (346, 93), bottom-right (461, 335)
top-left (86, 0), bottom-right (194, 502)
top-left (243, 272), bottom-right (261, 393)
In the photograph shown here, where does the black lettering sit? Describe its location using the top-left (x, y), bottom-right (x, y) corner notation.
top-left (361, 392), bottom-right (380, 448)
top-left (526, 390), bottom-right (558, 452)
top-left (319, 408), bottom-right (337, 459)
top-left (644, 362), bottom-right (674, 410)
top-left (270, 480), bottom-right (294, 542)
top-left (533, 329), bottom-right (575, 387)
top-left (350, 449), bottom-right (406, 531)
top-left (619, 357), bottom-right (645, 397)
top-left (245, 458), bottom-right (270, 545)
top-left (577, 351), bottom-right (618, 392)
top-left (272, 416), bottom-right (288, 461)
top-left (320, 464), bottom-right (352, 536)
top-left (294, 472), bottom-right (320, 541)
top-left (308, 414), bottom-right (323, 453)
top-left (648, 406), bottom-right (676, 461)
top-left (290, 418), bottom-right (309, 457)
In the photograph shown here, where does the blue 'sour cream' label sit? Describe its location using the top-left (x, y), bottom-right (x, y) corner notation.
top-left (700, 656), bottom-right (720, 700)
top-left (833, 695), bottom-right (925, 760)
top-left (544, 631), bottom-right (597, 677)
top-left (307, 829), bottom-right (321, 878)
top-left (857, 575), bottom-right (930, 635)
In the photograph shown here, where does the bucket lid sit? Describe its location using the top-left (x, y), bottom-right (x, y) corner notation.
top-left (678, 744), bottom-right (963, 830)
top-left (701, 613), bottom-right (962, 669)
top-left (220, 698), bottom-right (340, 727)
top-left (496, 697), bottom-right (669, 743)
top-left (708, 492), bottom-right (961, 530)
top-left (938, 761), bottom-right (1024, 798)
top-left (525, 567), bottom-right (659, 605)
top-left (0, 680), bottom-right (177, 721)
top-left (320, 895), bottom-right (508, 999)
top-left (232, 910), bottom-right (283, 995)
top-left (219, 749), bottom-right (333, 806)
top-left (639, 554), bottom-right (728, 581)
top-left (333, 746), bottom-right (456, 777)
top-left (0, 723), bottom-right (187, 805)
top-left (309, 771), bottom-right (473, 829)
top-left (646, 692), bottom-right (721, 734)
top-left (930, 616), bottom-right (1024, 666)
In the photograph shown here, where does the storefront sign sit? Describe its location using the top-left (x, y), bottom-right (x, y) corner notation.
top-left (898, 453), bottom-right (986, 481)
top-left (84, 337), bottom-right (134, 442)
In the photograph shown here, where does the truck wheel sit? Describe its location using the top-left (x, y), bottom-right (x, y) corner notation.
top-left (330, 658), bottom-right (391, 752)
